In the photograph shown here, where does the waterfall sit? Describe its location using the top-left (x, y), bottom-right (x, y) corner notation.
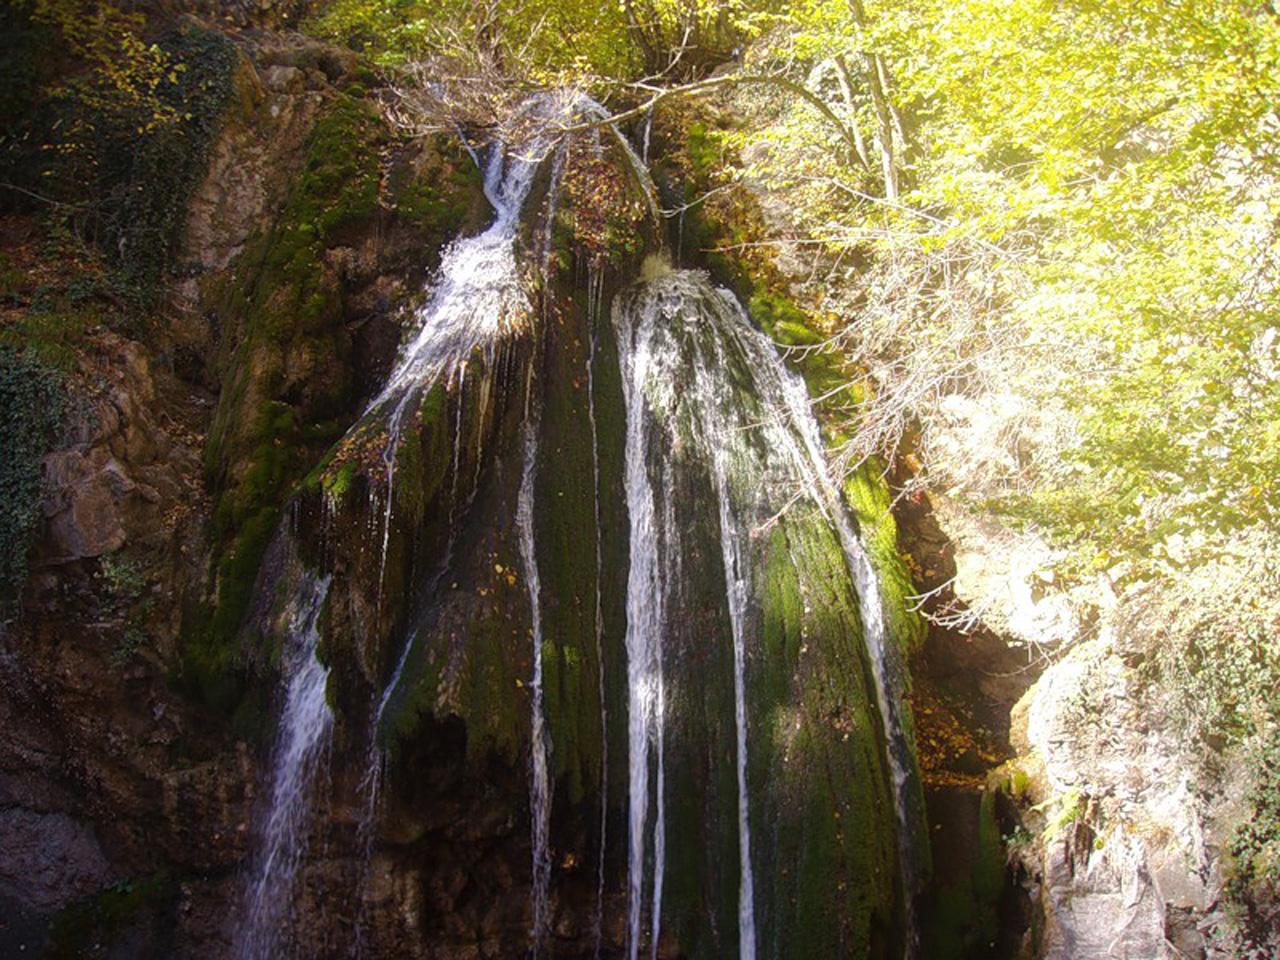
top-left (614, 285), bottom-right (671, 960)
top-left (353, 92), bottom-right (612, 954)
top-left (234, 90), bottom-right (918, 960)
top-left (365, 134), bottom-right (539, 596)
top-left (352, 112), bottom-right (553, 846)
top-left (235, 573), bottom-right (333, 960)
top-left (614, 269), bottom-right (920, 957)
top-left (518, 409), bottom-right (554, 954)
top-left (755, 301), bottom-right (924, 957)
top-left (704, 399), bottom-right (760, 960)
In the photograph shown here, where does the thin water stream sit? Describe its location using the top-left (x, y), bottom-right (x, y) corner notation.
top-left (517, 407), bottom-right (553, 954)
top-left (235, 574), bottom-right (333, 960)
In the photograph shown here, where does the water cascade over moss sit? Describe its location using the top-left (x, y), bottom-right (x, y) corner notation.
top-left (227, 94), bottom-right (922, 959)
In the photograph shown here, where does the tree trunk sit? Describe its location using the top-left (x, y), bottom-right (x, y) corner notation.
top-left (833, 56), bottom-right (873, 171)
top-left (848, 0), bottom-right (901, 200)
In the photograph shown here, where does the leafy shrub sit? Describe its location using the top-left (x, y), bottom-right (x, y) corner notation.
top-left (1, 9), bottom-right (236, 306)
top-left (1128, 529), bottom-right (1280, 754)
top-left (1225, 727), bottom-right (1280, 951)
top-left (1230, 730), bottom-right (1280, 895)
top-left (0, 346), bottom-right (64, 608)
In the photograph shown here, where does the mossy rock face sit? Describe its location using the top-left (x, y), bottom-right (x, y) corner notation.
top-left (918, 786), bottom-right (1005, 959)
top-left (189, 89), bottom-right (484, 716)
top-left (611, 273), bottom-right (904, 958)
top-left (44, 875), bottom-right (177, 960)
top-left (215, 120), bottom-right (921, 956)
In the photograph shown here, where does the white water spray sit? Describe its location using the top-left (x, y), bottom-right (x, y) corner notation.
top-left (236, 574), bottom-right (333, 960)
top-left (614, 289), bottom-right (672, 960)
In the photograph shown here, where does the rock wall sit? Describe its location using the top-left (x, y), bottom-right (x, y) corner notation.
top-left (0, 14), bottom-right (1138, 960)
top-left (0, 21), bottom-right (484, 958)
top-left (1008, 634), bottom-right (1257, 960)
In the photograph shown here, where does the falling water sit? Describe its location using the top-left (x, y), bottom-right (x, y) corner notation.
top-left (236, 574), bottom-right (333, 960)
top-left (237, 90), bottom-right (918, 960)
top-left (337, 116), bottom-right (564, 960)
top-left (749, 296), bottom-right (923, 957)
top-left (702, 271), bottom-right (921, 953)
top-left (614, 285), bottom-right (671, 960)
top-left (703, 401), bottom-right (760, 960)
top-left (614, 269), bottom-right (921, 957)
top-left (365, 134), bottom-right (540, 596)
top-left (351, 102), bottom-right (557, 820)
top-left (517, 410), bottom-right (554, 954)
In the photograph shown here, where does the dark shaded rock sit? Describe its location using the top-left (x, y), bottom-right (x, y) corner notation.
top-left (0, 809), bottom-right (113, 913)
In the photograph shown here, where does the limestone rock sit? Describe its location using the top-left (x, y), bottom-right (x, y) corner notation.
top-left (1011, 637), bottom-right (1245, 960)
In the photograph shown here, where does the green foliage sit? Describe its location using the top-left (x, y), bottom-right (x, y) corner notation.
top-left (1119, 530), bottom-right (1280, 762)
top-left (0, 345), bottom-right (64, 609)
top-left (111, 623), bottom-right (146, 668)
top-left (96, 551), bottom-right (154, 668)
top-left (0, 7), bottom-right (236, 305)
top-left (306, 0), bottom-right (761, 78)
top-left (0, 307), bottom-right (94, 369)
top-left (307, 0), bottom-right (634, 73)
top-left (98, 553), bottom-right (147, 599)
top-left (709, 0), bottom-right (1280, 590)
top-left (1228, 728), bottom-right (1280, 906)
top-left (1041, 787), bottom-right (1085, 841)
top-left (91, 26), bottom-right (237, 299)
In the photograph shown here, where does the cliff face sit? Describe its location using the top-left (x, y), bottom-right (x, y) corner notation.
top-left (1, 20), bottom-right (918, 960)
top-left (0, 23), bottom-right (487, 958)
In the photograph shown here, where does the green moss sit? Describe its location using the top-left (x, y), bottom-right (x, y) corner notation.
top-left (392, 154), bottom-right (482, 238)
top-left (532, 297), bottom-right (609, 803)
top-left (188, 93), bottom-right (390, 710)
top-left (323, 459), bottom-right (358, 499)
top-left (752, 502), bottom-right (901, 958)
top-left (0, 309), bottom-right (95, 370)
top-left (845, 465), bottom-right (927, 655)
top-left (371, 372), bottom-right (530, 765)
top-left (974, 790), bottom-right (1005, 922)
top-left (44, 875), bottom-right (174, 960)
top-left (659, 477), bottom-right (740, 957)
top-left (285, 95), bottom-right (381, 241)
top-left (0, 346), bottom-right (64, 607)
top-left (920, 790), bottom-right (1004, 959)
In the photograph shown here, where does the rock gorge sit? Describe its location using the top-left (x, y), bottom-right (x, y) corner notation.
top-left (0, 8), bottom-right (1271, 960)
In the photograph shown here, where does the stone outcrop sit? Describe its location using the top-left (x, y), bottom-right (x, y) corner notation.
top-left (1007, 632), bottom-right (1256, 959)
